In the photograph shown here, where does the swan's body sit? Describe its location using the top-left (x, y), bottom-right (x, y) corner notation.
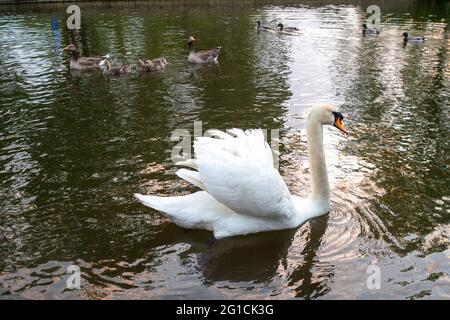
top-left (362, 23), bottom-right (380, 36)
top-left (135, 105), bottom-right (348, 239)
top-left (187, 36), bottom-right (221, 64)
top-left (403, 32), bottom-right (425, 44)
top-left (63, 44), bottom-right (108, 70)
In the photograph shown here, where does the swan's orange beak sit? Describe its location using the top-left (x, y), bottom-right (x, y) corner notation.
top-left (333, 112), bottom-right (348, 134)
top-left (334, 118), bottom-right (348, 134)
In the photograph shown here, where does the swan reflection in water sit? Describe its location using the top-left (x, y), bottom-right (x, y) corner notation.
top-left (147, 213), bottom-right (329, 298)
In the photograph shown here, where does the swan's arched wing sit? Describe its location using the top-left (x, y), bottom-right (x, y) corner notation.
top-left (190, 129), bottom-right (295, 219)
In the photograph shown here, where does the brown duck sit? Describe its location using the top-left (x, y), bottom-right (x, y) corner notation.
top-left (187, 36), bottom-right (221, 64)
top-left (136, 57), bottom-right (168, 72)
top-left (63, 44), bottom-right (107, 70)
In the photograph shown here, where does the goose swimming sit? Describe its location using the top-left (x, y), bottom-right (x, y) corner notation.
top-left (63, 44), bottom-right (108, 71)
top-left (100, 59), bottom-right (130, 76)
top-left (187, 36), bottom-right (221, 64)
top-left (137, 58), bottom-right (168, 72)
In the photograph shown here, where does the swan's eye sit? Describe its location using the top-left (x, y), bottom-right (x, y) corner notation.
top-left (332, 111), bottom-right (348, 134)
top-left (332, 111), bottom-right (345, 121)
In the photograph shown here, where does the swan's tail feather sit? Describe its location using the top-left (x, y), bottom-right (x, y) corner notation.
top-left (175, 159), bottom-right (198, 169)
top-left (176, 168), bottom-right (205, 190)
top-left (134, 191), bottom-right (234, 232)
top-left (134, 193), bottom-right (194, 227)
top-left (134, 193), bottom-right (173, 213)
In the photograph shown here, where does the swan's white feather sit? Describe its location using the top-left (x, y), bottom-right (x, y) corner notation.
top-left (194, 129), bottom-right (295, 219)
top-left (175, 158), bottom-right (198, 169)
top-left (175, 168), bottom-right (205, 190)
top-left (134, 191), bottom-right (293, 238)
top-left (135, 129), bottom-right (297, 237)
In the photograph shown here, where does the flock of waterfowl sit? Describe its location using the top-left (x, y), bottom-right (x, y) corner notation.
top-left (256, 20), bottom-right (301, 34)
top-left (362, 23), bottom-right (426, 43)
top-left (257, 20), bottom-right (426, 44)
top-left (63, 35), bottom-right (218, 73)
top-left (64, 20), bottom-right (426, 75)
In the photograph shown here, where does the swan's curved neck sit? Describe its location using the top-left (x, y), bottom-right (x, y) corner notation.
top-left (306, 118), bottom-right (330, 202)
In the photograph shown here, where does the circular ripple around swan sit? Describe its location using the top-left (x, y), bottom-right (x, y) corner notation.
top-left (319, 208), bottom-right (362, 263)
top-left (327, 207), bottom-right (353, 225)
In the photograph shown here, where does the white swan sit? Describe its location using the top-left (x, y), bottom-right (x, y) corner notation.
top-left (135, 105), bottom-right (348, 239)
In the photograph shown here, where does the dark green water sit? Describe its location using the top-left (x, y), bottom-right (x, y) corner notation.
top-left (0, 1), bottom-right (449, 299)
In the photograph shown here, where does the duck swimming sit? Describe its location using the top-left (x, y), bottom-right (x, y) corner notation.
top-left (137, 58), bottom-right (168, 72)
top-left (402, 32), bottom-right (425, 44)
top-left (362, 23), bottom-right (380, 36)
top-left (63, 44), bottom-right (108, 70)
top-left (101, 59), bottom-right (130, 76)
top-left (187, 36), bottom-right (221, 64)
top-left (135, 105), bottom-right (349, 239)
top-left (256, 20), bottom-right (275, 32)
top-left (277, 23), bottom-right (300, 32)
